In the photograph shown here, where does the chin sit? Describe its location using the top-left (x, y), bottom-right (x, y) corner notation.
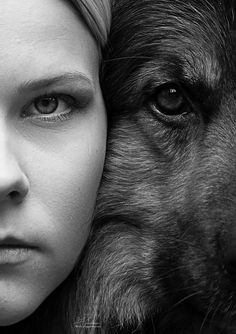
top-left (0, 302), bottom-right (37, 327)
top-left (0, 282), bottom-right (48, 327)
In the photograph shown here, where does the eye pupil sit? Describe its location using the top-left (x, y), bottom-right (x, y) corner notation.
top-left (35, 97), bottom-right (58, 114)
top-left (156, 85), bottom-right (185, 116)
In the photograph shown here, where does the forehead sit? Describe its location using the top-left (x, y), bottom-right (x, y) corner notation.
top-left (140, 2), bottom-right (227, 69)
top-left (0, 0), bottom-right (84, 44)
top-left (0, 0), bottom-right (99, 86)
top-left (129, 1), bottom-right (234, 81)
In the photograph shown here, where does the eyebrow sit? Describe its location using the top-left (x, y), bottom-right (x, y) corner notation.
top-left (18, 72), bottom-right (94, 94)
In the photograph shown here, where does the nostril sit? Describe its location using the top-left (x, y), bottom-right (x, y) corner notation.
top-left (8, 190), bottom-right (22, 203)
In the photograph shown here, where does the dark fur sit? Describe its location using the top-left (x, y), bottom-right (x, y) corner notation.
top-left (77, 1), bottom-right (236, 333)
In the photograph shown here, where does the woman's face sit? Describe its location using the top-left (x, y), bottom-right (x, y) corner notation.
top-left (0, 0), bottom-right (106, 326)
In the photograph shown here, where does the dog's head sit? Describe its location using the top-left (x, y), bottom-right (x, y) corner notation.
top-left (78, 1), bottom-right (236, 333)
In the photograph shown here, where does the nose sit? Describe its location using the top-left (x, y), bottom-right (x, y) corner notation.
top-left (0, 143), bottom-right (29, 204)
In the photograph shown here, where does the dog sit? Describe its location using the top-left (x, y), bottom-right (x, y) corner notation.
top-left (76, 0), bottom-right (236, 333)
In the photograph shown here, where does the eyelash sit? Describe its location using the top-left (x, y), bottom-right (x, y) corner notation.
top-left (22, 91), bottom-right (82, 123)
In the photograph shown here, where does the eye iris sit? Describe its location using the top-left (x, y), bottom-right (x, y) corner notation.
top-left (157, 86), bottom-right (184, 115)
top-left (35, 97), bottom-right (58, 114)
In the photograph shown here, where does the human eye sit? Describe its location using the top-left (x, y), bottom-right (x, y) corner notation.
top-left (21, 93), bottom-right (81, 123)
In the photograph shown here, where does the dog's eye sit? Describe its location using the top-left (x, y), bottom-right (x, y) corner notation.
top-left (150, 84), bottom-right (190, 118)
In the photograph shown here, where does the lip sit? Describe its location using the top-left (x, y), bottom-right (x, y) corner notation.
top-left (0, 236), bottom-right (35, 248)
top-left (0, 237), bottom-right (37, 265)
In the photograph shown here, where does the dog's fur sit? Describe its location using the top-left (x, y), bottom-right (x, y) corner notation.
top-left (76, 1), bottom-right (236, 333)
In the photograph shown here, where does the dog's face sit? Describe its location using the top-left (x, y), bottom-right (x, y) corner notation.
top-left (80, 1), bottom-right (236, 333)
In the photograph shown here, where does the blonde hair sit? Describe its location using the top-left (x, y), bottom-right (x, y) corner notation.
top-left (69, 0), bottom-right (111, 49)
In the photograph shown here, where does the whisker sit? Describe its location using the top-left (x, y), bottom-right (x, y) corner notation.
top-left (104, 56), bottom-right (152, 62)
top-left (199, 302), bottom-right (213, 334)
top-left (170, 291), bottom-right (201, 310)
top-left (209, 301), bottom-right (221, 324)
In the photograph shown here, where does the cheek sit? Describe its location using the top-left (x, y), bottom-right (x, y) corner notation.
top-left (41, 143), bottom-right (104, 228)
top-left (46, 145), bottom-right (104, 264)
top-left (24, 111), bottom-right (106, 270)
